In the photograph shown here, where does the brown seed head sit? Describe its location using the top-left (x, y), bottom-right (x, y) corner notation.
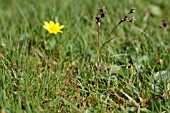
top-left (120, 16), bottom-right (129, 23)
top-left (162, 19), bottom-right (168, 29)
top-left (99, 6), bottom-right (107, 18)
top-left (95, 16), bottom-right (101, 24)
top-left (128, 7), bottom-right (136, 14)
top-left (129, 16), bottom-right (136, 23)
top-left (159, 19), bottom-right (168, 30)
top-left (158, 59), bottom-right (163, 65)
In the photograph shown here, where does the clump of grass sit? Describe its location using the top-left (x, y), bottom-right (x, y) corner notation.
top-left (1, 0), bottom-right (170, 113)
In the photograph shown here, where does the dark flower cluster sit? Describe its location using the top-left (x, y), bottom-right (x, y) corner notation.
top-left (95, 6), bottom-right (106, 24)
top-left (119, 8), bottom-right (136, 24)
top-left (159, 19), bottom-right (168, 30)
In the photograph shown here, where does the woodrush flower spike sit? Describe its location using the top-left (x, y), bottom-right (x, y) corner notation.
top-left (94, 6), bottom-right (106, 61)
top-left (129, 16), bottom-right (136, 23)
top-left (105, 7), bottom-right (136, 42)
top-left (128, 8), bottom-right (136, 14)
top-left (99, 6), bottom-right (107, 18)
top-left (159, 19), bottom-right (168, 30)
top-left (43, 21), bottom-right (64, 34)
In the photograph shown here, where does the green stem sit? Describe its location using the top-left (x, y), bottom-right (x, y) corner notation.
top-left (99, 21), bottom-right (121, 54)
top-left (100, 36), bottom-right (117, 52)
top-left (106, 21), bottom-right (121, 40)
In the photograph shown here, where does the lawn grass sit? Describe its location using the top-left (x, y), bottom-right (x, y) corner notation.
top-left (0, 0), bottom-right (170, 112)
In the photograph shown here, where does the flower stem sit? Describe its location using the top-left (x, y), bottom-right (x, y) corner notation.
top-left (106, 21), bottom-right (121, 40)
top-left (96, 22), bottom-right (100, 106)
top-left (97, 22), bottom-right (100, 62)
top-left (100, 36), bottom-right (117, 52)
top-left (99, 21), bottom-right (121, 52)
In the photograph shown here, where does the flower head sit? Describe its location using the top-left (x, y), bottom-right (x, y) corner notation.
top-left (128, 7), bottom-right (136, 14)
top-left (94, 6), bottom-right (106, 25)
top-left (43, 21), bottom-right (64, 34)
top-left (159, 19), bottom-right (168, 30)
top-left (119, 16), bottom-right (129, 24)
top-left (128, 16), bottom-right (136, 23)
top-left (99, 6), bottom-right (107, 18)
top-left (95, 16), bottom-right (101, 24)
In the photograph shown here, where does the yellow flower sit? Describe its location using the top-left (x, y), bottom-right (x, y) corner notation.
top-left (43, 21), bottom-right (64, 34)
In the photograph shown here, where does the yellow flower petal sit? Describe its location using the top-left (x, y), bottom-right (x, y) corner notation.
top-left (43, 25), bottom-right (49, 30)
top-left (54, 32), bottom-right (58, 34)
top-left (55, 23), bottom-right (60, 27)
top-left (49, 21), bottom-right (54, 26)
top-left (49, 30), bottom-right (53, 34)
top-left (59, 25), bottom-right (64, 29)
top-left (44, 21), bottom-right (49, 26)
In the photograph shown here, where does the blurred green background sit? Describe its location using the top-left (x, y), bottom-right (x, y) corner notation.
top-left (0, 0), bottom-right (170, 112)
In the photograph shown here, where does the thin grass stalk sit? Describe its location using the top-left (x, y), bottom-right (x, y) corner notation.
top-left (97, 22), bottom-right (101, 109)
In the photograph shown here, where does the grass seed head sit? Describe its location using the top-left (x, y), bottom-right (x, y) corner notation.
top-left (128, 7), bottom-right (136, 14)
top-left (158, 59), bottom-right (163, 65)
top-left (95, 6), bottom-right (106, 24)
top-left (162, 19), bottom-right (168, 29)
top-left (99, 6), bottom-right (107, 18)
top-left (95, 16), bottom-right (101, 24)
top-left (128, 16), bottom-right (136, 23)
top-left (120, 16), bottom-right (129, 23)
top-left (159, 19), bottom-right (168, 30)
